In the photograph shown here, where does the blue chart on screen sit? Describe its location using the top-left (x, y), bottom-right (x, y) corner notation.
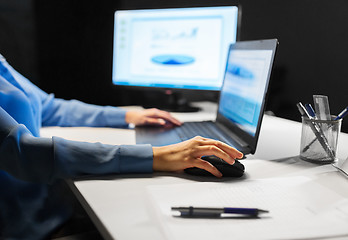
top-left (228, 65), bottom-right (254, 79)
top-left (151, 55), bottom-right (195, 65)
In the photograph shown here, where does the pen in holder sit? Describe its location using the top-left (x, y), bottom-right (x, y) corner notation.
top-left (300, 116), bottom-right (341, 163)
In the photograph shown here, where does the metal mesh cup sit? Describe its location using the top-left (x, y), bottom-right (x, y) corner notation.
top-left (300, 116), bottom-right (341, 163)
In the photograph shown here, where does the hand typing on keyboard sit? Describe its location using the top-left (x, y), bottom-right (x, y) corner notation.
top-left (125, 108), bottom-right (182, 127)
top-left (152, 136), bottom-right (244, 178)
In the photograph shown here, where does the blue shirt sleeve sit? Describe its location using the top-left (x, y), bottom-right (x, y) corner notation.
top-left (41, 97), bottom-right (129, 128)
top-left (0, 54), bottom-right (154, 238)
top-left (0, 106), bottom-right (153, 183)
top-left (3, 59), bottom-right (129, 128)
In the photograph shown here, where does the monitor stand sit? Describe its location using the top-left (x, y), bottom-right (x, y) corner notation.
top-left (142, 90), bottom-right (200, 113)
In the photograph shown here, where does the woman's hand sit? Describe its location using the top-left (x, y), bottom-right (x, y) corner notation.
top-left (125, 108), bottom-right (182, 127)
top-left (152, 136), bottom-right (243, 178)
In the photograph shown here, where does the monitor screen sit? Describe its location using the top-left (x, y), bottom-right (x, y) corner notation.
top-left (112, 6), bottom-right (239, 91)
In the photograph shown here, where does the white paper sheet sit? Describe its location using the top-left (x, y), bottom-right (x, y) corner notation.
top-left (146, 176), bottom-right (348, 240)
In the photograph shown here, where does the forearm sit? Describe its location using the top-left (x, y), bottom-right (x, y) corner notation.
top-left (53, 137), bottom-right (153, 179)
top-left (0, 112), bottom-right (153, 183)
top-left (42, 98), bottom-right (128, 128)
top-left (0, 124), bottom-right (55, 182)
top-left (0, 130), bottom-right (153, 183)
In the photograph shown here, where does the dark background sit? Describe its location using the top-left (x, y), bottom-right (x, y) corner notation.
top-left (0, 0), bottom-right (347, 132)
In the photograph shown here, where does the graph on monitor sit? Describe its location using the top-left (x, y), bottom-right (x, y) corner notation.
top-left (112, 6), bottom-right (240, 91)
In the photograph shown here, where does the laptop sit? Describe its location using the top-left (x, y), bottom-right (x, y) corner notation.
top-left (136, 39), bottom-right (278, 156)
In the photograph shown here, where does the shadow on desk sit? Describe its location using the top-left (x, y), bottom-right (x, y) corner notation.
top-left (70, 155), bottom-right (319, 183)
top-left (71, 171), bottom-right (248, 183)
top-left (70, 155), bottom-right (336, 186)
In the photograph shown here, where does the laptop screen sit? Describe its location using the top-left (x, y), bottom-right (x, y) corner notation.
top-left (218, 41), bottom-right (276, 137)
top-left (135, 39), bottom-right (278, 153)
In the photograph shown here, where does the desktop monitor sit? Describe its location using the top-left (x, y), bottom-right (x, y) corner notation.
top-left (112, 6), bottom-right (240, 111)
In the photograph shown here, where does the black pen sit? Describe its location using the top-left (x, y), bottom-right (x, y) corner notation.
top-left (172, 206), bottom-right (269, 217)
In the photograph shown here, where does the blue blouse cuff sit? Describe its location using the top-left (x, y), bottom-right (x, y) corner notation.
top-left (118, 144), bottom-right (153, 173)
top-left (103, 106), bottom-right (129, 128)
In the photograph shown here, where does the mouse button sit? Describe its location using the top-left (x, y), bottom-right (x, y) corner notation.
top-left (233, 160), bottom-right (245, 171)
top-left (201, 155), bottom-right (222, 165)
top-left (214, 165), bottom-right (244, 177)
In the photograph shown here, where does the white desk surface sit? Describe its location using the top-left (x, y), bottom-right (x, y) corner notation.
top-left (40, 102), bottom-right (348, 240)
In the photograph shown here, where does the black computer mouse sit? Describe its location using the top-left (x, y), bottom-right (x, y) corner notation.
top-left (184, 155), bottom-right (245, 177)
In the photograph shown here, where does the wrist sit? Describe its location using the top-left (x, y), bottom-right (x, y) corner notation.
top-left (152, 146), bottom-right (166, 171)
top-left (125, 111), bottom-right (134, 124)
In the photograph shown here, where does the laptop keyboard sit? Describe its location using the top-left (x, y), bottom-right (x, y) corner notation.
top-left (174, 121), bottom-right (226, 142)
